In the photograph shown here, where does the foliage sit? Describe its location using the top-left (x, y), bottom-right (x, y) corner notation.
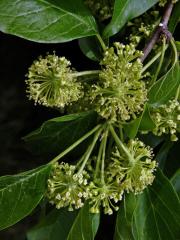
top-left (0, 0), bottom-right (179, 239)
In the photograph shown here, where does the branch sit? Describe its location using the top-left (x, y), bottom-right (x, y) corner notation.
top-left (140, 2), bottom-right (174, 63)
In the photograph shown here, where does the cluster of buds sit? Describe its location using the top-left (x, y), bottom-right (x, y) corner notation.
top-left (84, 0), bottom-right (114, 22)
top-left (26, 53), bottom-right (83, 108)
top-left (127, 10), bottom-right (160, 46)
top-left (90, 43), bottom-right (147, 122)
top-left (151, 99), bottom-right (180, 141)
top-left (47, 163), bottom-right (89, 211)
top-left (159, 0), bottom-right (178, 7)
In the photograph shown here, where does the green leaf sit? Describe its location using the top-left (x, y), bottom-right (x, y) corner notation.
top-left (67, 203), bottom-right (100, 240)
top-left (175, 41), bottom-right (180, 52)
top-left (156, 140), bottom-right (173, 169)
top-left (27, 209), bottom-right (78, 240)
top-left (0, 164), bottom-right (51, 230)
top-left (114, 168), bottom-right (180, 240)
top-left (139, 104), bottom-right (156, 131)
top-left (124, 104), bottom-right (155, 138)
top-left (103, 0), bottom-right (158, 38)
top-left (0, 0), bottom-right (98, 43)
top-left (148, 62), bottom-right (180, 107)
top-left (23, 111), bottom-right (97, 157)
top-left (171, 169), bottom-right (180, 198)
top-left (78, 36), bottom-right (102, 61)
top-left (169, 0), bottom-right (180, 33)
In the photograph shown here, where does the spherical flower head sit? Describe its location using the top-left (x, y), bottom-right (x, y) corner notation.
top-left (90, 42), bottom-right (147, 122)
top-left (151, 99), bottom-right (180, 141)
top-left (47, 162), bottom-right (89, 211)
top-left (109, 139), bottom-right (157, 194)
top-left (88, 180), bottom-right (123, 215)
top-left (26, 53), bottom-right (83, 108)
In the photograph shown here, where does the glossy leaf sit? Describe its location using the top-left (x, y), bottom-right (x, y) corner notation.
top-left (78, 36), bottom-right (102, 61)
top-left (169, 0), bottom-right (180, 33)
top-left (124, 104), bottom-right (155, 138)
top-left (171, 169), bottom-right (180, 198)
top-left (103, 0), bottom-right (158, 38)
top-left (156, 140), bottom-right (173, 169)
top-left (27, 209), bottom-right (78, 240)
top-left (67, 203), bottom-right (100, 240)
top-left (23, 111), bottom-right (97, 157)
top-left (0, 0), bottom-right (98, 43)
top-left (0, 165), bottom-right (51, 230)
top-left (114, 168), bottom-right (180, 240)
top-left (148, 62), bottom-right (180, 107)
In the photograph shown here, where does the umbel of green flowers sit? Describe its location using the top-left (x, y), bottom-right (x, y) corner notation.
top-left (47, 129), bottom-right (157, 215)
top-left (26, 53), bottom-right (83, 108)
top-left (151, 99), bottom-right (180, 141)
top-left (89, 42), bottom-right (147, 122)
top-left (108, 139), bottom-right (156, 194)
top-left (84, 0), bottom-right (114, 22)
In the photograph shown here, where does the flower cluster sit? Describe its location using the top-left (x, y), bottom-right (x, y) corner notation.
top-left (108, 139), bottom-right (157, 194)
top-left (89, 43), bottom-right (147, 122)
top-left (47, 162), bottom-right (89, 211)
top-left (84, 0), bottom-right (114, 21)
top-left (127, 10), bottom-right (159, 46)
top-left (47, 138), bottom-right (156, 214)
top-left (88, 180), bottom-right (123, 215)
top-left (159, 0), bottom-right (178, 7)
top-left (151, 99), bottom-right (180, 141)
top-left (26, 53), bottom-right (83, 108)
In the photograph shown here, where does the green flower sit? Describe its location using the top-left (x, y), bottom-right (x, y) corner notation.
top-left (47, 163), bottom-right (89, 211)
top-left (84, 0), bottom-right (114, 21)
top-left (90, 43), bottom-right (147, 122)
top-left (127, 10), bottom-right (159, 46)
top-left (88, 181), bottom-right (123, 215)
top-left (151, 99), bottom-right (180, 141)
top-left (109, 139), bottom-right (157, 194)
top-left (159, 0), bottom-right (178, 7)
top-left (26, 53), bottom-right (83, 108)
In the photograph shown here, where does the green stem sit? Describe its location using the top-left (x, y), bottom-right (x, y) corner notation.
top-left (119, 125), bottom-right (124, 142)
top-left (50, 124), bottom-right (102, 164)
top-left (77, 128), bottom-right (102, 174)
top-left (175, 85), bottom-right (180, 101)
top-left (150, 37), bottom-right (166, 86)
top-left (141, 46), bottom-right (168, 73)
top-left (170, 39), bottom-right (178, 64)
top-left (96, 34), bottom-right (107, 52)
top-left (109, 125), bottom-right (133, 162)
top-left (71, 70), bottom-right (100, 78)
top-left (101, 130), bottom-right (108, 184)
top-left (94, 134), bottom-right (104, 180)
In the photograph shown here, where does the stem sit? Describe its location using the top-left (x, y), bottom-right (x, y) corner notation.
top-left (96, 34), bottom-right (107, 52)
top-left (109, 125), bottom-right (133, 161)
top-left (175, 86), bottom-right (180, 101)
top-left (77, 128), bottom-right (102, 174)
top-left (141, 51), bottom-right (162, 73)
top-left (170, 39), bottom-right (178, 64)
top-left (101, 130), bottom-right (108, 184)
top-left (150, 37), bottom-right (166, 85)
top-left (71, 70), bottom-right (100, 78)
top-left (119, 125), bottom-right (124, 142)
top-left (50, 124), bottom-right (102, 164)
top-left (94, 134), bottom-right (104, 180)
top-left (141, 2), bottom-right (174, 62)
